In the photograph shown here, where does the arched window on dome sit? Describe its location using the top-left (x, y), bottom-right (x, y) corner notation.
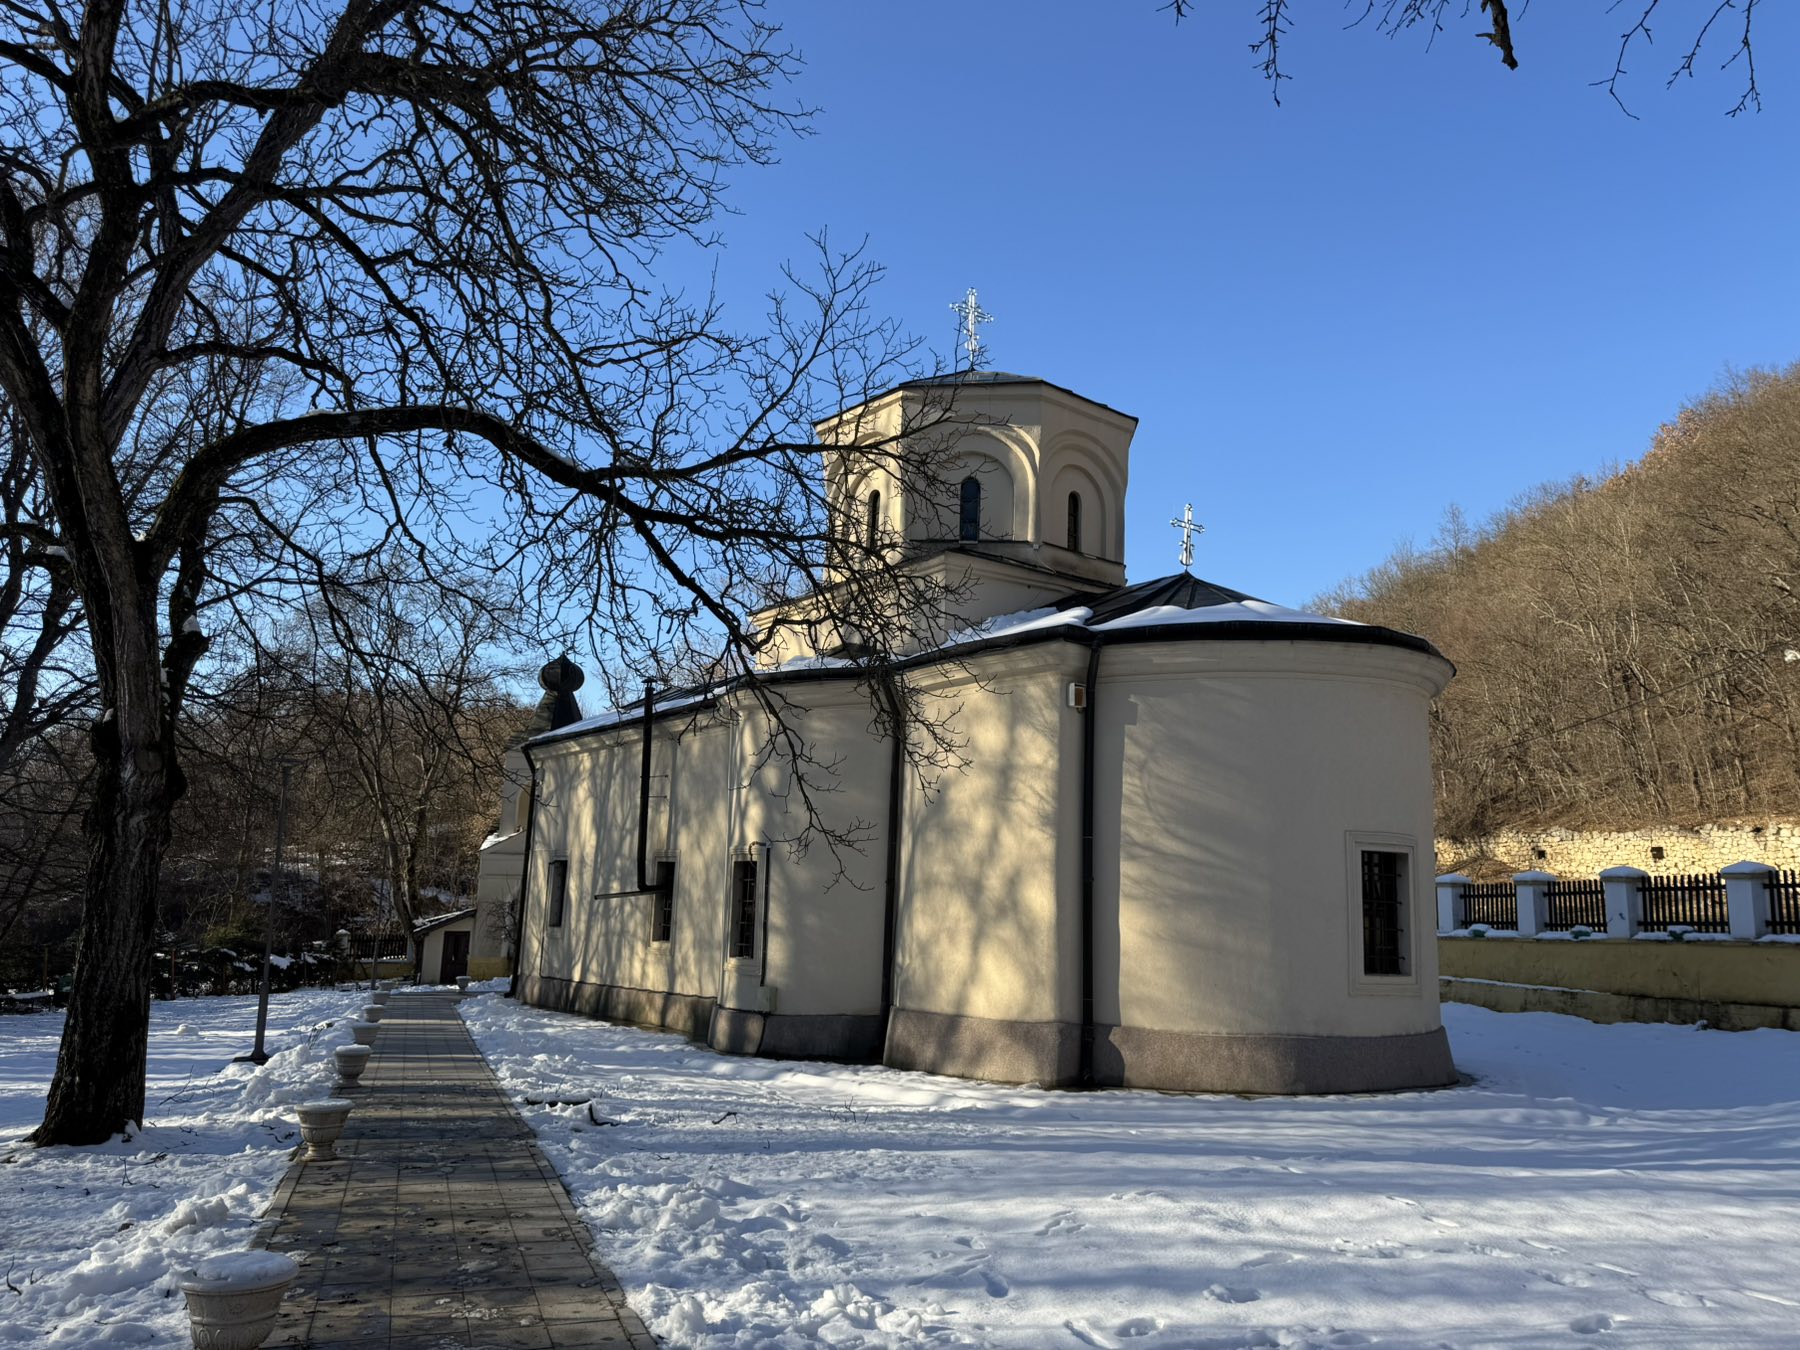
top-left (865, 490), bottom-right (881, 550)
top-left (959, 475), bottom-right (981, 541)
top-left (1066, 491), bottom-right (1083, 554)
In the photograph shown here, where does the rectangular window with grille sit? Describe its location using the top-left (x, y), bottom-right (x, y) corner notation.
top-left (546, 858), bottom-right (568, 928)
top-left (1360, 849), bottom-right (1406, 976)
top-left (651, 859), bottom-right (675, 943)
top-left (730, 859), bottom-right (758, 960)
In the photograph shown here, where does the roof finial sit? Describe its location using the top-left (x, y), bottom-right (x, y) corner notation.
top-left (949, 287), bottom-right (993, 370)
top-left (1169, 503), bottom-right (1204, 572)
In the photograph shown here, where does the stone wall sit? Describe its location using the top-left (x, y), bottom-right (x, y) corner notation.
top-left (1437, 823), bottom-right (1800, 880)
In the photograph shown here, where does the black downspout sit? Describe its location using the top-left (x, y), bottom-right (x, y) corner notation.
top-left (1078, 637), bottom-right (1102, 1088)
top-left (878, 677), bottom-right (905, 1017)
top-left (637, 684), bottom-right (655, 892)
top-left (505, 742), bottom-right (540, 1001)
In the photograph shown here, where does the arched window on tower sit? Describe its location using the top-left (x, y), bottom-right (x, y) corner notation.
top-left (959, 475), bottom-right (981, 541)
top-left (865, 490), bottom-right (881, 550)
top-left (1067, 491), bottom-right (1083, 554)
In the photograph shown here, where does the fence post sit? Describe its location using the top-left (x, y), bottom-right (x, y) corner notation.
top-left (1436, 874), bottom-right (1469, 933)
top-left (1720, 860), bottom-right (1773, 941)
top-left (1600, 866), bottom-right (1647, 938)
top-left (1512, 870), bottom-right (1555, 937)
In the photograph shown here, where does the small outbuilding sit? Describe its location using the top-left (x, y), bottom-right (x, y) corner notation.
top-left (414, 908), bottom-right (478, 986)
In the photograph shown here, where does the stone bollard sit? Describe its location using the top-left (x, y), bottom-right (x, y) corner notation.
top-left (359, 1004), bottom-right (384, 1024)
top-left (350, 1021), bottom-right (379, 1048)
top-left (295, 1099), bottom-right (354, 1160)
top-left (333, 1044), bottom-right (372, 1089)
top-left (179, 1251), bottom-right (298, 1350)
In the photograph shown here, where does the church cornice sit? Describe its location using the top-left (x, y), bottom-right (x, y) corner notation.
top-left (526, 618), bottom-right (1451, 752)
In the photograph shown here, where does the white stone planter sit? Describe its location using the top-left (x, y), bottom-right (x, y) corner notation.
top-left (295, 1098), bottom-right (354, 1160)
top-left (454, 975), bottom-right (471, 992)
top-left (359, 1004), bottom-right (384, 1023)
top-left (370, 990), bottom-right (390, 1006)
top-left (179, 1251), bottom-right (297, 1350)
top-left (349, 1021), bottom-right (378, 1048)
top-left (333, 1044), bottom-right (372, 1088)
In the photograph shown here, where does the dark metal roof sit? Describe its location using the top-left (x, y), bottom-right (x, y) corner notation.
top-left (819, 371), bottom-right (1138, 425)
top-left (1055, 573), bottom-right (1271, 626)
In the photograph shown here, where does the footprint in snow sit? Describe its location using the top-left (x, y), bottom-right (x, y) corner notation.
top-left (1541, 1271), bottom-right (1594, 1290)
top-left (1239, 1251), bottom-right (1301, 1270)
top-left (1036, 1212), bottom-right (1086, 1237)
top-left (983, 1270), bottom-right (1011, 1298)
top-left (1202, 1283), bottom-right (1261, 1304)
top-left (1117, 1316), bottom-right (1163, 1338)
top-left (1570, 1313), bottom-right (1615, 1335)
top-left (1642, 1289), bottom-right (1711, 1309)
top-left (1064, 1318), bottom-right (1120, 1349)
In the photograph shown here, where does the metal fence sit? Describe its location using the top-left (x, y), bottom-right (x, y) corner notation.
top-left (1638, 872), bottom-right (1730, 933)
top-left (1544, 877), bottom-right (1608, 932)
top-left (1461, 881), bottom-right (1517, 928)
top-left (1764, 869), bottom-right (1800, 936)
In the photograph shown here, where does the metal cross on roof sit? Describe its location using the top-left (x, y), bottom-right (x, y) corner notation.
top-left (1169, 502), bottom-right (1204, 571)
top-left (950, 287), bottom-right (993, 369)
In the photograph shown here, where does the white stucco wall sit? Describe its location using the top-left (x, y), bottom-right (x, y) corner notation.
top-left (1095, 640), bottom-right (1451, 1041)
top-left (893, 645), bottom-right (1087, 1026)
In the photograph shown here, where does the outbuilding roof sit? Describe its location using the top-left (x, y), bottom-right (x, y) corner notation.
top-left (412, 907), bottom-right (478, 936)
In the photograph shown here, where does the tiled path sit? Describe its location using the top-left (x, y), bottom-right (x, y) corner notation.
top-left (261, 991), bottom-right (654, 1349)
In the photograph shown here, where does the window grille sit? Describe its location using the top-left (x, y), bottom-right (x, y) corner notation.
top-left (959, 476), bottom-right (981, 541)
top-left (651, 859), bottom-right (675, 943)
top-left (1361, 849), bottom-right (1406, 975)
top-left (1067, 491), bottom-right (1082, 553)
top-left (865, 490), bottom-right (881, 550)
top-left (730, 859), bottom-right (758, 959)
top-left (547, 858), bottom-right (568, 928)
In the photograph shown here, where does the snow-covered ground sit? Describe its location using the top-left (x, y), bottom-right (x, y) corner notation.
top-left (461, 998), bottom-right (1800, 1349)
top-left (0, 989), bottom-right (363, 1345)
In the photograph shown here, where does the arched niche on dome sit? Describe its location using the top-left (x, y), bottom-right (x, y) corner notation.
top-left (907, 435), bottom-right (1022, 543)
top-left (1043, 434), bottom-right (1125, 562)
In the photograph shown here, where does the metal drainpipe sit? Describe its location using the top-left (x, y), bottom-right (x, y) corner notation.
top-left (1078, 636), bottom-right (1102, 1088)
top-left (637, 684), bottom-right (654, 892)
top-left (878, 675), bottom-right (905, 1018)
top-left (505, 742), bottom-right (540, 1001)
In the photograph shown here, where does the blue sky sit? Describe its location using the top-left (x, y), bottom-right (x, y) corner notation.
top-left (655, 1), bottom-right (1800, 607)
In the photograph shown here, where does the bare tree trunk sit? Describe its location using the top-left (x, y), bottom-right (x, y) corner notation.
top-left (31, 661), bottom-right (178, 1145)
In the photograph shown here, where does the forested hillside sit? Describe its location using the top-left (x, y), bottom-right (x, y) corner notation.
top-left (1317, 367), bottom-right (1800, 840)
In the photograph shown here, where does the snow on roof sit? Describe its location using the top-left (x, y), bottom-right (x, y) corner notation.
top-left (413, 907), bottom-right (478, 936)
top-left (529, 574), bottom-right (1431, 749)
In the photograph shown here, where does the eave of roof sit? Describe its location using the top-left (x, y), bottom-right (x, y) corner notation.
top-left (815, 371), bottom-right (1139, 428)
top-left (527, 574), bottom-right (1450, 752)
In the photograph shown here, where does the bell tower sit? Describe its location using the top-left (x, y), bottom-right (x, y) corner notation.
top-left (755, 372), bottom-right (1137, 667)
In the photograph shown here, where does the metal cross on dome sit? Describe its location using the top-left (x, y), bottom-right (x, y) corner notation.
top-left (950, 287), bottom-right (993, 369)
top-left (1169, 502), bottom-right (1204, 571)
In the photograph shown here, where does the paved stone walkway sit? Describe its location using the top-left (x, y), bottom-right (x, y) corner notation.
top-left (261, 991), bottom-right (654, 1349)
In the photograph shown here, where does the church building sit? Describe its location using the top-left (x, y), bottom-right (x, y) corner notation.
top-left (480, 372), bottom-right (1458, 1095)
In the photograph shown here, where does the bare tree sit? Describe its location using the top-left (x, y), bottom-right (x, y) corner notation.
top-left (1167, 1), bottom-right (1766, 114)
top-left (0, 0), bottom-right (975, 1145)
top-left (303, 575), bottom-right (518, 937)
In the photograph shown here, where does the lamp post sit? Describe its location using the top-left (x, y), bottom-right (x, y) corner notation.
top-left (242, 756), bottom-right (301, 1064)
